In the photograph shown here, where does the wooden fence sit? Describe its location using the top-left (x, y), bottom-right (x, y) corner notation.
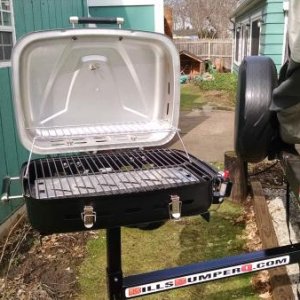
top-left (174, 39), bottom-right (233, 70)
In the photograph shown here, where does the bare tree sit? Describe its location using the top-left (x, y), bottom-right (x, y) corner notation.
top-left (165, 0), bottom-right (190, 31)
top-left (165, 0), bottom-right (237, 38)
top-left (185, 0), bottom-right (217, 38)
top-left (212, 0), bottom-right (237, 38)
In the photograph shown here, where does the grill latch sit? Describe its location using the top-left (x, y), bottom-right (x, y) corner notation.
top-left (169, 195), bottom-right (182, 220)
top-left (81, 206), bottom-right (97, 229)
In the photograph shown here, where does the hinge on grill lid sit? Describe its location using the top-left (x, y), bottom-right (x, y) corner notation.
top-left (169, 195), bottom-right (182, 220)
top-left (81, 206), bottom-right (97, 229)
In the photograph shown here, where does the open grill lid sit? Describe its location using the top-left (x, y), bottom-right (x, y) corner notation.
top-left (11, 29), bottom-right (180, 154)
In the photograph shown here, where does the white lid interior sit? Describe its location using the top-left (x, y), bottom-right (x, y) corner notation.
top-left (12, 29), bottom-right (180, 154)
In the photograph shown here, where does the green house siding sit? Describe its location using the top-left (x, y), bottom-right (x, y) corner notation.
top-left (263, 33), bottom-right (284, 44)
top-left (0, 68), bottom-right (11, 223)
top-left (0, 68), bottom-right (21, 175)
top-left (264, 0), bottom-right (285, 69)
top-left (264, 12), bottom-right (285, 23)
top-left (261, 22), bottom-right (285, 35)
top-left (13, 0), bottom-right (87, 38)
top-left (89, 5), bottom-right (155, 31)
top-left (266, 0), bottom-right (284, 13)
top-left (232, 0), bottom-right (285, 73)
top-left (0, 68), bottom-right (25, 223)
top-left (260, 44), bottom-right (284, 53)
top-left (0, 0), bottom-right (88, 225)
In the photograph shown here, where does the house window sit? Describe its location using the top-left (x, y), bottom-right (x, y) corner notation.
top-left (235, 19), bottom-right (261, 65)
top-left (243, 25), bottom-right (249, 57)
top-left (0, 0), bottom-right (14, 63)
top-left (251, 20), bottom-right (260, 55)
top-left (235, 28), bottom-right (241, 63)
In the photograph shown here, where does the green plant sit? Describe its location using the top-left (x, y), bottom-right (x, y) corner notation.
top-left (180, 73), bottom-right (238, 111)
top-left (198, 73), bottom-right (237, 94)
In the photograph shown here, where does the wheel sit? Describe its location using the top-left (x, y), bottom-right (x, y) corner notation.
top-left (234, 56), bottom-right (279, 163)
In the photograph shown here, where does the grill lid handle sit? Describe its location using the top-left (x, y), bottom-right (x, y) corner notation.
top-left (69, 16), bottom-right (124, 28)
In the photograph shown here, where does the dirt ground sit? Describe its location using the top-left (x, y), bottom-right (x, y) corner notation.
top-left (0, 161), bottom-right (285, 300)
top-left (0, 224), bottom-right (92, 299)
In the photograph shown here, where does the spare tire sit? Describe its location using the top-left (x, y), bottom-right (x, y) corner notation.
top-left (234, 56), bottom-right (278, 163)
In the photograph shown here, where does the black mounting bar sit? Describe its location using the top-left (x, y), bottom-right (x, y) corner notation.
top-left (106, 227), bottom-right (300, 299)
top-left (107, 228), bottom-right (123, 300)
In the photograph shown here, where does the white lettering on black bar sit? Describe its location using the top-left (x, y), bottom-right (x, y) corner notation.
top-left (125, 255), bottom-right (290, 298)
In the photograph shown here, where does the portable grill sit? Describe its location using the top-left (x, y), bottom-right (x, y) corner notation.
top-left (1, 19), bottom-right (231, 235)
top-left (22, 148), bottom-right (223, 233)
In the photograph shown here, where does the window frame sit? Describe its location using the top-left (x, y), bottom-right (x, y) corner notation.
top-left (234, 23), bottom-right (247, 66)
top-left (0, 0), bottom-right (16, 68)
top-left (234, 27), bottom-right (241, 64)
top-left (250, 16), bottom-right (262, 56)
top-left (234, 12), bottom-right (262, 66)
top-left (243, 24), bottom-right (250, 57)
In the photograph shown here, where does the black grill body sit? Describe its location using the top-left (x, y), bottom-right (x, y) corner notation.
top-left (22, 149), bottom-right (219, 234)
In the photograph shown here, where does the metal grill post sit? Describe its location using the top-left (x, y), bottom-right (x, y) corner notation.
top-left (106, 227), bottom-right (123, 300)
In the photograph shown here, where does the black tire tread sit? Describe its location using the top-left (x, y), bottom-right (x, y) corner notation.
top-left (235, 56), bottom-right (278, 163)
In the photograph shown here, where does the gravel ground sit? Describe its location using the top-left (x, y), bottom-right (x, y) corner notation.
top-left (264, 187), bottom-right (300, 298)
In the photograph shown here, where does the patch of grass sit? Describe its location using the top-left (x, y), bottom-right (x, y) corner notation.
top-left (198, 73), bottom-right (237, 95)
top-left (180, 73), bottom-right (237, 111)
top-left (180, 84), bottom-right (205, 111)
top-left (78, 200), bottom-right (258, 300)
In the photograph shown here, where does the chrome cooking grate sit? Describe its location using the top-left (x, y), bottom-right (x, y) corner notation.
top-left (26, 149), bottom-right (210, 199)
top-left (35, 168), bottom-right (198, 199)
